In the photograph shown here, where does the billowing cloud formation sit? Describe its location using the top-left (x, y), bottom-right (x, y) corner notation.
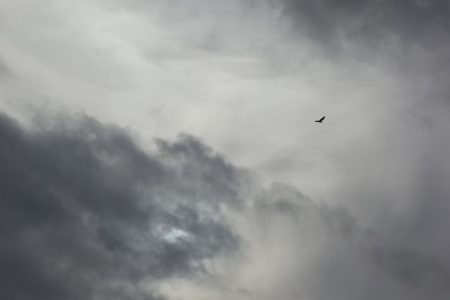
top-left (1, 112), bottom-right (450, 300)
top-left (0, 113), bottom-right (243, 300)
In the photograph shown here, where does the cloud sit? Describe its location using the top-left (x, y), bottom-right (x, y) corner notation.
top-left (279, 0), bottom-right (450, 49)
top-left (2, 1), bottom-right (450, 299)
top-left (1, 111), bottom-right (450, 300)
top-left (0, 113), bottom-right (242, 300)
top-left (0, 58), bottom-right (11, 77)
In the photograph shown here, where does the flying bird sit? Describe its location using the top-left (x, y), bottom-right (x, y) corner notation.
top-left (315, 116), bottom-right (325, 123)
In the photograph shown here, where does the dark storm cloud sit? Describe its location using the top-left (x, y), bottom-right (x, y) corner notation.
top-left (0, 113), bottom-right (242, 300)
top-left (278, 0), bottom-right (450, 71)
top-left (280, 0), bottom-right (450, 46)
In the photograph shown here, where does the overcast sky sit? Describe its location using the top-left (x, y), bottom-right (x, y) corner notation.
top-left (1, 1), bottom-right (450, 299)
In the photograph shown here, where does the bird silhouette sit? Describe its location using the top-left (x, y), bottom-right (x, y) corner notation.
top-left (315, 116), bottom-right (325, 123)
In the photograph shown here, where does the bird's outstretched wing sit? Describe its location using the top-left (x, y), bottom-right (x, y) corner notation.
top-left (315, 116), bottom-right (325, 123)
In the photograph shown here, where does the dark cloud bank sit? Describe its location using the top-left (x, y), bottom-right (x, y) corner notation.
top-left (1, 112), bottom-right (450, 300)
top-left (279, 0), bottom-right (450, 91)
top-left (0, 113), bottom-right (243, 300)
top-left (280, 0), bottom-right (450, 48)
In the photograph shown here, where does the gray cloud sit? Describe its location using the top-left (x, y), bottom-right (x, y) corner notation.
top-left (279, 0), bottom-right (450, 49)
top-left (1, 111), bottom-right (450, 300)
top-left (0, 113), bottom-right (242, 300)
top-left (249, 183), bottom-right (450, 300)
top-left (0, 60), bottom-right (10, 77)
top-left (1, 1), bottom-right (450, 299)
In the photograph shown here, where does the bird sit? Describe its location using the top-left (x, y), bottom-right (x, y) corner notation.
top-left (315, 116), bottom-right (325, 123)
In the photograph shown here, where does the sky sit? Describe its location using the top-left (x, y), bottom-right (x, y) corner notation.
top-left (1, 0), bottom-right (450, 299)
